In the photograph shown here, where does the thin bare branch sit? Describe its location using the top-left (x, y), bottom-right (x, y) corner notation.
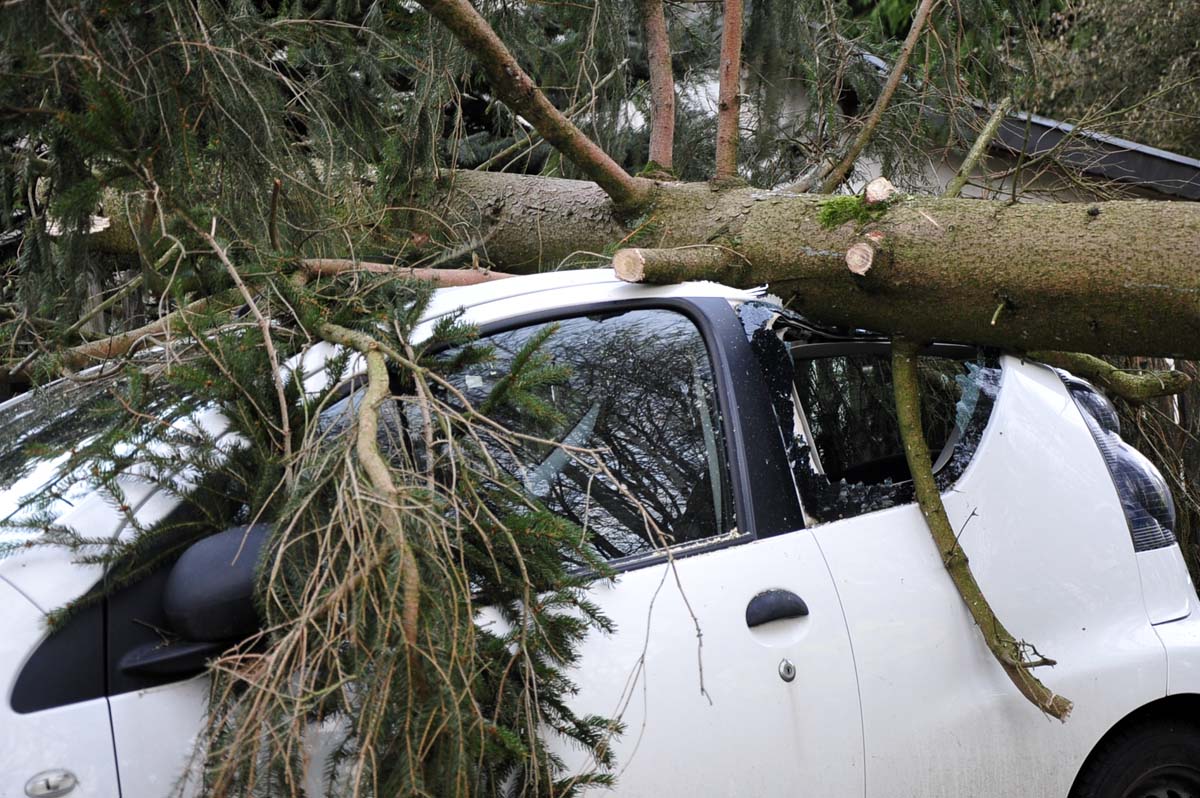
top-left (943, 98), bottom-right (1013, 199)
top-left (415, 0), bottom-right (652, 210)
top-left (817, 0), bottom-right (937, 193)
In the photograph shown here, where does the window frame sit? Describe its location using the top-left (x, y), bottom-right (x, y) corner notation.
top-left (446, 297), bottom-right (806, 574)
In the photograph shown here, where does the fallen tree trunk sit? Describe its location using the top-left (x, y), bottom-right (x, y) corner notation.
top-left (421, 170), bottom-right (1200, 359)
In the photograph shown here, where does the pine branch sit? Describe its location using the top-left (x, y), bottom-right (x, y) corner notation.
top-left (639, 0), bottom-right (676, 172)
top-left (301, 259), bottom-right (513, 285)
top-left (714, 0), bottom-right (745, 180)
top-left (415, 0), bottom-right (652, 211)
top-left (892, 338), bottom-right (1071, 720)
top-left (1029, 350), bottom-right (1192, 402)
top-left (817, 0), bottom-right (937, 194)
top-left (944, 98), bottom-right (1013, 199)
top-left (17, 291), bottom-right (238, 376)
top-left (317, 322), bottom-right (421, 648)
top-left (181, 215), bottom-right (294, 478)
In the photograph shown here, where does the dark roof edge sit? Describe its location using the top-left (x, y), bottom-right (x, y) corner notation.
top-left (981, 104), bottom-right (1200, 200)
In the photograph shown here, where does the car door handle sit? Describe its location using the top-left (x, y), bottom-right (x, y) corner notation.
top-left (745, 589), bottom-right (809, 628)
top-left (24, 770), bottom-right (77, 798)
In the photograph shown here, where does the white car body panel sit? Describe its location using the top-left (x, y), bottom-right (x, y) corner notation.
top-left (1, 579), bottom-right (121, 798)
top-left (813, 356), bottom-right (1168, 797)
top-left (1138, 545), bottom-right (1194, 625)
top-left (107, 678), bottom-right (208, 798)
top-left (542, 528), bottom-right (865, 796)
top-left (2, 270), bottom-right (1199, 797)
top-left (1155, 591), bottom-right (1200, 695)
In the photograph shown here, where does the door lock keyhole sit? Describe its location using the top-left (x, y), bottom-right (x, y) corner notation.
top-left (778, 658), bottom-right (796, 683)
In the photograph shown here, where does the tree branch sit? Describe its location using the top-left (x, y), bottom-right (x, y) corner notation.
top-left (892, 338), bottom-right (1072, 720)
top-left (301, 259), bottom-right (513, 285)
top-left (47, 292), bottom-right (235, 374)
top-left (944, 98), bottom-right (1013, 199)
top-left (640, 0), bottom-right (676, 172)
top-left (817, 0), bottom-right (936, 194)
top-left (1030, 350), bottom-right (1193, 402)
top-left (318, 322), bottom-right (421, 649)
top-left (612, 245), bottom-right (741, 284)
top-left (714, 0), bottom-right (745, 180)
top-left (415, 0), bottom-right (652, 211)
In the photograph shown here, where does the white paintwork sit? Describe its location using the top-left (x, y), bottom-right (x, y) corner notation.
top-left (811, 356), bottom-right (1168, 797)
top-left (1154, 590), bottom-right (1200, 695)
top-left (544, 528), bottom-right (864, 796)
top-left (1138, 545), bottom-right (1194, 625)
top-left (106, 678), bottom-right (208, 798)
top-left (0, 579), bottom-right (122, 798)
top-left (2, 271), bottom-right (1199, 797)
top-left (416, 269), bottom-right (756, 335)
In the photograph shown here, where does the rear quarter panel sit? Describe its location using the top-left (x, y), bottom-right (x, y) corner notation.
top-left (812, 355), bottom-right (1166, 797)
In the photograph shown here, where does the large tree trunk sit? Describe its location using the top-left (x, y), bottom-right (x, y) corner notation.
top-left (423, 170), bottom-right (1200, 359)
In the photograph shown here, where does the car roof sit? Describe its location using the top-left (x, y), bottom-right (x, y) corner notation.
top-left (421, 268), bottom-right (756, 324)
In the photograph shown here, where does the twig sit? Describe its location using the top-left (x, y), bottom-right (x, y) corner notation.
top-left (714, 0), bottom-right (744, 180)
top-left (817, 0), bottom-right (937, 193)
top-left (268, 178), bottom-right (282, 251)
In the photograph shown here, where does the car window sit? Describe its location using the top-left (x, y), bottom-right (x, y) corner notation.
top-left (427, 309), bottom-right (737, 567)
top-left (787, 346), bottom-right (1000, 523)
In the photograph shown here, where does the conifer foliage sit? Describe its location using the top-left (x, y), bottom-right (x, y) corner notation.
top-left (3, 0), bottom-right (1199, 793)
top-left (1, 269), bottom-right (624, 795)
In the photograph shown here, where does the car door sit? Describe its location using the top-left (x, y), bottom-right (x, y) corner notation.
top-left (448, 300), bottom-right (865, 796)
top-left (2, 576), bottom-right (122, 798)
top-left (777, 341), bottom-right (1167, 797)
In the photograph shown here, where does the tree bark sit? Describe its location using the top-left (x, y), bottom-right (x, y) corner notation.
top-left (420, 170), bottom-right (1200, 360)
top-left (640, 0), bottom-right (675, 172)
top-left (714, 0), bottom-right (744, 180)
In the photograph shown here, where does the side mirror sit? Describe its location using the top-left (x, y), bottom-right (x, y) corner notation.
top-left (118, 524), bottom-right (270, 677)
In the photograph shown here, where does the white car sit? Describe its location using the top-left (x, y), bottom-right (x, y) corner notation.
top-left (2, 269), bottom-right (1199, 798)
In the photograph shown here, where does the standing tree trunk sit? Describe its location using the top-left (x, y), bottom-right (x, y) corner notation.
top-left (714, 0), bottom-right (745, 180)
top-left (640, 0), bottom-right (676, 172)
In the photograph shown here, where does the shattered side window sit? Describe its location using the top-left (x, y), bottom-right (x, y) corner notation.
top-left (736, 302), bottom-right (1000, 525)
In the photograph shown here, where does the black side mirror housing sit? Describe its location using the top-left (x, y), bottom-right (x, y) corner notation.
top-left (162, 523), bottom-right (271, 642)
top-left (117, 523), bottom-right (271, 678)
